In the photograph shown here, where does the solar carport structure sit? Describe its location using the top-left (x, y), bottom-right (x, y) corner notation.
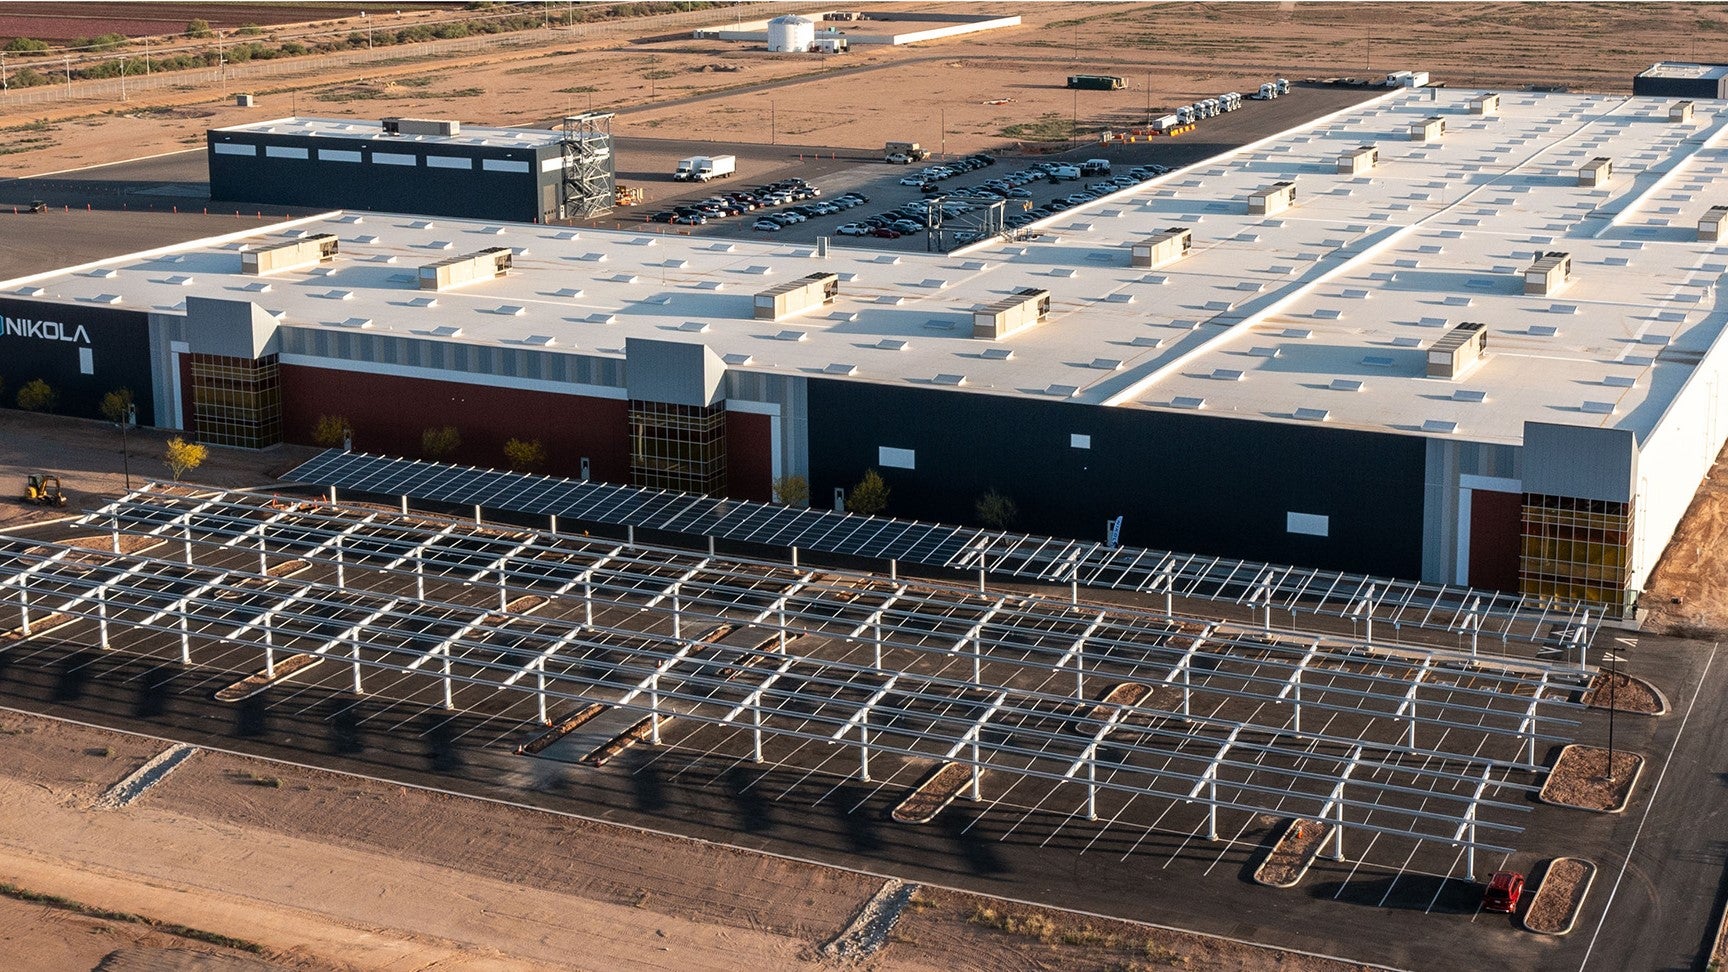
top-left (286, 450), bottom-right (1602, 655)
top-left (0, 484), bottom-right (1586, 877)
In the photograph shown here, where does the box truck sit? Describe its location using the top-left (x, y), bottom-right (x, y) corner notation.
top-left (673, 156), bottom-right (702, 180)
top-left (695, 155), bottom-right (736, 181)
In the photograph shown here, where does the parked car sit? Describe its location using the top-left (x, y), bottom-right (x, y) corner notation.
top-left (836, 223), bottom-right (871, 236)
top-left (752, 219), bottom-right (782, 231)
top-left (869, 227), bottom-right (902, 239)
top-left (1482, 872), bottom-right (1525, 913)
top-left (899, 175), bottom-right (928, 187)
top-left (892, 219), bottom-right (924, 234)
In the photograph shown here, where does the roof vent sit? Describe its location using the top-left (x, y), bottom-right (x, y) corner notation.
top-left (1131, 227), bottom-right (1193, 268)
top-left (1293, 408), bottom-right (1330, 422)
top-left (241, 234), bottom-right (339, 275)
top-left (1426, 321), bottom-right (1488, 379)
top-left (755, 271), bottom-right (839, 321)
top-left (973, 287), bottom-right (1050, 340)
top-left (1523, 251), bottom-right (1572, 296)
top-left (1330, 378), bottom-right (1363, 392)
top-left (382, 117), bottom-right (461, 137)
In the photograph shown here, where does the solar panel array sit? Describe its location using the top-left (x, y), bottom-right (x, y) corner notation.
top-left (285, 450), bottom-right (1598, 649)
top-left (0, 484), bottom-right (1580, 863)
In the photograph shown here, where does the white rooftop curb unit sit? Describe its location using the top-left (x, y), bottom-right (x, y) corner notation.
top-left (1469, 93), bottom-right (1500, 116)
top-left (973, 287), bottom-right (1050, 340)
top-left (1337, 145), bottom-right (1379, 175)
top-left (1671, 100), bottom-right (1696, 125)
top-left (1524, 251), bottom-right (1573, 296)
top-left (1579, 157), bottom-right (1613, 188)
top-left (1411, 116), bottom-right (1446, 142)
top-left (1247, 181), bottom-right (1297, 216)
top-left (755, 272), bottom-right (839, 320)
top-left (418, 247), bottom-right (513, 291)
top-left (1700, 205), bottom-right (1728, 242)
top-left (1131, 227), bottom-right (1193, 268)
top-left (241, 234), bottom-right (339, 275)
top-left (1426, 321), bottom-right (1489, 379)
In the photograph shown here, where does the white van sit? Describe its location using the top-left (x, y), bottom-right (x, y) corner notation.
top-left (1051, 165), bottom-right (1082, 180)
top-left (1081, 158), bottom-right (1111, 175)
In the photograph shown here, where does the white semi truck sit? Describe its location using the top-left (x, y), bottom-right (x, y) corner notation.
top-left (695, 155), bottom-right (736, 181)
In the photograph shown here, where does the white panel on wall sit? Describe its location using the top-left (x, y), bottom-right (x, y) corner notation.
top-left (878, 446), bottom-right (916, 469)
top-left (213, 143), bottom-right (256, 156)
top-left (426, 155), bottom-right (473, 170)
top-left (372, 152), bottom-right (417, 166)
top-left (483, 158), bottom-right (531, 173)
top-left (540, 157), bottom-right (565, 173)
top-left (1287, 511), bottom-right (1330, 536)
top-left (1070, 433), bottom-right (1092, 449)
top-left (78, 347), bottom-right (93, 375)
top-left (318, 149), bottom-right (362, 163)
top-left (265, 145), bottom-right (309, 159)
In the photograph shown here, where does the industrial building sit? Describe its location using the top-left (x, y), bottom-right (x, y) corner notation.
top-left (7, 88), bottom-right (1728, 617)
top-left (207, 113), bottom-right (618, 223)
top-left (1633, 61), bottom-right (1728, 99)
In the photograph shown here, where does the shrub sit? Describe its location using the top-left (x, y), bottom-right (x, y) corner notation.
top-left (503, 438), bottom-right (546, 472)
top-left (975, 489), bottom-right (1018, 530)
top-left (846, 469), bottom-right (889, 516)
top-left (772, 474), bottom-right (809, 506)
top-left (310, 414), bottom-right (350, 448)
top-left (163, 437), bottom-right (208, 481)
top-left (185, 19), bottom-right (213, 39)
top-left (15, 378), bottom-right (56, 412)
top-left (99, 388), bottom-right (134, 425)
top-left (421, 425), bottom-right (461, 459)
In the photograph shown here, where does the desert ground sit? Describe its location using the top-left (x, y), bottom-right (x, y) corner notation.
top-left (5, 4), bottom-right (1728, 178)
top-left (6, 4), bottom-right (1728, 971)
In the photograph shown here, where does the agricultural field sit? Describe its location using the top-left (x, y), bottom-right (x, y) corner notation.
top-left (0, 3), bottom-right (400, 43)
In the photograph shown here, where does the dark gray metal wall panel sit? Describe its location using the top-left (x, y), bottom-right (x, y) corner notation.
top-left (805, 380), bottom-right (1429, 579)
top-left (1631, 75), bottom-right (1727, 98)
top-left (207, 131), bottom-right (550, 222)
top-left (0, 297), bottom-right (156, 423)
top-left (1522, 421), bottom-right (1638, 502)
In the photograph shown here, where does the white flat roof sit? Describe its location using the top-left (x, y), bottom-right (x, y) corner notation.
top-left (1639, 62), bottom-right (1728, 81)
top-left (212, 116), bottom-right (566, 149)
top-left (20, 90), bottom-right (1728, 447)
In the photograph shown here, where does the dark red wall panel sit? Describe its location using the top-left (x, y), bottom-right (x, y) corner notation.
top-left (726, 410), bottom-right (773, 503)
top-left (279, 366), bottom-right (630, 483)
top-left (1468, 489), bottom-right (1523, 593)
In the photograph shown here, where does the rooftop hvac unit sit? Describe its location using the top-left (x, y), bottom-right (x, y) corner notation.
top-left (1411, 116), bottom-right (1446, 141)
top-left (1469, 93), bottom-right (1500, 116)
top-left (1523, 251), bottom-right (1572, 296)
top-left (1426, 321), bottom-right (1489, 379)
top-left (754, 272), bottom-right (839, 320)
top-left (1247, 180), bottom-right (1297, 216)
top-left (1579, 156), bottom-right (1613, 187)
top-left (1700, 204), bottom-right (1728, 242)
top-left (1131, 227), bottom-right (1193, 268)
top-left (382, 117), bottom-right (462, 137)
top-left (418, 247), bottom-right (513, 291)
top-left (241, 234), bottom-right (339, 275)
top-left (973, 287), bottom-right (1050, 340)
top-left (1336, 145), bottom-right (1379, 175)
top-left (1671, 100), bottom-right (1696, 124)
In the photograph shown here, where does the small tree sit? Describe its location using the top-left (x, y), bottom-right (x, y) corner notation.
top-left (100, 387), bottom-right (135, 425)
top-left (311, 414), bottom-right (351, 448)
top-left (503, 437), bottom-right (546, 473)
top-left (185, 19), bottom-right (214, 38)
top-left (846, 469), bottom-right (889, 516)
top-left (15, 378), bottom-right (56, 412)
top-left (975, 489), bottom-right (1018, 530)
top-left (772, 474), bottom-right (809, 507)
top-left (421, 425), bottom-right (462, 459)
top-left (163, 436), bottom-right (208, 482)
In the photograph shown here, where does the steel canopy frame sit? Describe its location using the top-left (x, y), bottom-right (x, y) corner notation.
top-left (282, 450), bottom-right (1598, 650)
top-left (0, 489), bottom-right (1584, 863)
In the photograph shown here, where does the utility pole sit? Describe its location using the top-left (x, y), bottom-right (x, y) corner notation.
top-left (119, 56), bottom-right (126, 101)
top-left (120, 403), bottom-right (136, 491)
top-left (64, 55), bottom-right (71, 95)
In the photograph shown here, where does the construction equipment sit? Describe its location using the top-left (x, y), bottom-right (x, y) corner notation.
top-left (27, 200), bottom-right (46, 214)
top-left (22, 474), bottom-right (68, 508)
top-left (614, 185), bottom-right (644, 206)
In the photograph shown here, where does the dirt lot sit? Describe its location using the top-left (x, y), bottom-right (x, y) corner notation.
top-left (6, 3), bottom-right (1728, 180)
top-left (0, 708), bottom-right (1379, 972)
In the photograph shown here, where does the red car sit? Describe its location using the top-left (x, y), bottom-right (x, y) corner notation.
top-left (870, 227), bottom-right (902, 239)
top-left (1483, 871), bottom-right (1524, 913)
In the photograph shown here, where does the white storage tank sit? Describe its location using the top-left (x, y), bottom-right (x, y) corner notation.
top-left (766, 15), bottom-right (815, 52)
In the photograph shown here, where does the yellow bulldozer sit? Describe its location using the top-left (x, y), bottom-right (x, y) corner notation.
top-left (22, 474), bottom-right (68, 508)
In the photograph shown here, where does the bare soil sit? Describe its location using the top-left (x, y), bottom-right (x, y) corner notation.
top-left (1524, 858), bottom-right (1595, 935)
top-left (1580, 669), bottom-right (1664, 714)
top-left (899, 886), bottom-right (1380, 972)
top-left (1642, 439), bottom-right (1728, 637)
top-left (1254, 818), bottom-right (1332, 888)
top-left (892, 761), bottom-right (975, 825)
top-left (1540, 746), bottom-right (1642, 813)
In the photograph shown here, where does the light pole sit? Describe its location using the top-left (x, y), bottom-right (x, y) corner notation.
top-left (120, 403), bottom-right (136, 491)
top-left (119, 56), bottom-right (126, 101)
top-left (64, 55), bottom-right (71, 95)
top-left (2, 51), bottom-right (8, 92)
top-left (363, 12), bottom-right (373, 50)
